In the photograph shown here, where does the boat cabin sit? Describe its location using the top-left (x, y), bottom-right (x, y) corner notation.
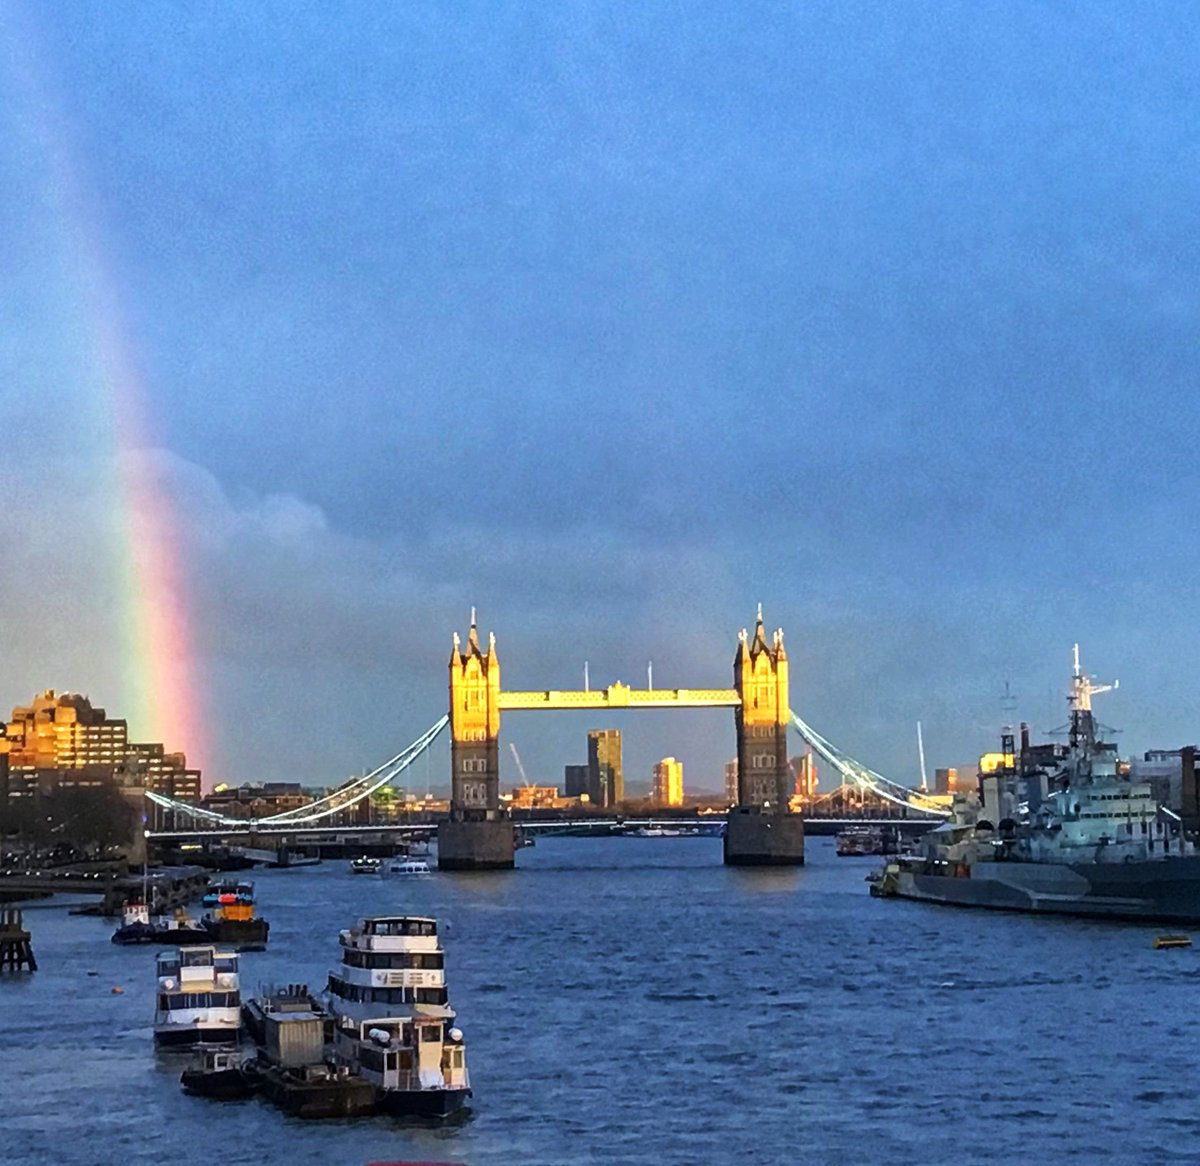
top-left (337, 1015), bottom-right (469, 1095)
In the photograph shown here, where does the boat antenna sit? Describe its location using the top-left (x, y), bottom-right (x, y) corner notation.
top-left (916, 721), bottom-right (928, 792)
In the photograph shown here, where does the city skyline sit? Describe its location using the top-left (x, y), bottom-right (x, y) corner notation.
top-left (3, 5), bottom-right (1199, 792)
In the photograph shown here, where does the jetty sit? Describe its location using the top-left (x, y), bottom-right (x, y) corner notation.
top-left (0, 908), bottom-right (37, 971)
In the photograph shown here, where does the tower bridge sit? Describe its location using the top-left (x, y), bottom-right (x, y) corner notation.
top-left (145, 608), bottom-right (948, 864)
top-left (441, 606), bottom-right (804, 869)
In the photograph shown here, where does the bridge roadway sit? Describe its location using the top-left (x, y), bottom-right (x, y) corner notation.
top-left (145, 813), bottom-right (939, 843)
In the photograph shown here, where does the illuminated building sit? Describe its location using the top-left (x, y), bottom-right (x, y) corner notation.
top-left (791, 750), bottom-right (818, 798)
top-left (508, 785), bottom-right (563, 809)
top-left (201, 782), bottom-right (310, 818)
top-left (652, 757), bottom-right (684, 807)
top-left (3, 690), bottom-right (201, 804)
top-left (587, 729), bottom-right (623, 808)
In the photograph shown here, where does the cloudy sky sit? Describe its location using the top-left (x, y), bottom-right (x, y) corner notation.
top-left (2, 2), bottom-right (1199, 795)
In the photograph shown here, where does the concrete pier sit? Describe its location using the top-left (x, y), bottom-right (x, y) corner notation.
top-left (437, 817), bottom-right (516, 871)
top-left (723, 808), bottom-right (805, 866)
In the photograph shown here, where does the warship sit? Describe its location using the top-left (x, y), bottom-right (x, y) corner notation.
top-left (872, 648), bottom-right (1200, 922)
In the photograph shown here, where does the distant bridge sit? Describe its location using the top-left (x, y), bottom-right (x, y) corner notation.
top-left (144, 707), bottom-right (949, 836)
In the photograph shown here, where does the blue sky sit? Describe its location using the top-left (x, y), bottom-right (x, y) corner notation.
top-left (2, 2), bottom-right (1199, 793)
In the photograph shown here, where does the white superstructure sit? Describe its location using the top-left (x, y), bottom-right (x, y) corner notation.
top-left (326, 916), bottom-right (470, 1117)
top-left (153, 945), bottom-right (242, 1047)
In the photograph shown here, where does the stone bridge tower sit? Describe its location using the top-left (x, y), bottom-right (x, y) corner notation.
top-left (725, 606), bottom-right (805, 865)
top-left (438, 612), bottom-right (516, 870)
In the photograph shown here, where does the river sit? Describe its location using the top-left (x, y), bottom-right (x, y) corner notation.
top-left (2, 835), bottom-right (1196, 1165)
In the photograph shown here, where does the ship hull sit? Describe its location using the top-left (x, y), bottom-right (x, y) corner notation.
top-left (374, 1086), bottom-right (471, 1119)
top-left (879, 854), bottom-right (1200, 923)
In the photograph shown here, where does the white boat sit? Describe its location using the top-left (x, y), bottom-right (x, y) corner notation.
top-left (325, 916), bottom-right (471, 1118)
top-left (154, 945), bottom-right (242, 1048)
top-left (388, 859), bottom-right (431, 876)
top-left (349, 856), bottom-right (382, 874)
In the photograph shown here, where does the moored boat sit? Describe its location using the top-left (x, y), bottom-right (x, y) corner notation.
top-left (180, 1045), bottom-right (254, 1100)
top-left (154, 945), bottom-right (242, 1048)
top-left (350, 856), bottom-right (383, 875)
top-left (872, 649), bottom-right (1200, 923)
top-left (326, 916), bottom-right (471, 1118)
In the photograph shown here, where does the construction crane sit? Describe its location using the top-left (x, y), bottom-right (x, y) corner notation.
top-left (509, 742), bottom-right (533, 788)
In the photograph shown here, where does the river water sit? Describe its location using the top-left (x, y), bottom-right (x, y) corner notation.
top-left (2, 835), bottom-right (1197, 1166)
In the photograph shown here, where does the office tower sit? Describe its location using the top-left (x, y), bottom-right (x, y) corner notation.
top-left (587, 729), bottom-right (623, 808)
top-left (652, 756), bottom-right (684, 807)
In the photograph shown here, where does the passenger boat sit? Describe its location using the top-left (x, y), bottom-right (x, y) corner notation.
top-left (872, 649), bottom-right (1200, 922)
top-left (350, 856), bottom-right (383, 875)
top-left (326, 916), bottom-right (471, 1117)
top-left (836, 826), bottom-right (901, 857)
top-left (154, 945), bottom-right (242, 1048)
top-left (179, 1045), bottom-right (255, 1099)
top-left (388, 859), bottom-right (431, 876)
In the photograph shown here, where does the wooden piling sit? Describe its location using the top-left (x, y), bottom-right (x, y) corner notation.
top-left (0, 907), bottom-right (37, 972)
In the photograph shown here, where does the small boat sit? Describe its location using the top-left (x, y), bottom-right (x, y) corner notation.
top-left (388, 859), bottom-right (431, 876)
top-left (836, 826), bottom-right (901, 857)
top-left (1153, 934), bottom-right (1192, 949)
top-left (180, 1045), bottom-right (255, 1099)
top-left (350, 856), bottom-right (382, 875)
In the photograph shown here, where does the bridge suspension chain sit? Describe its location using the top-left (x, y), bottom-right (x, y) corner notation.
top-left (145, 715), bottom-right (450, 828)
top-left (788, 710), bottom-right (949, 817)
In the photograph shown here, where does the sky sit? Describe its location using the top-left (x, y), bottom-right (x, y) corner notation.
top-left (2, 1), bottom-right (1199, 795)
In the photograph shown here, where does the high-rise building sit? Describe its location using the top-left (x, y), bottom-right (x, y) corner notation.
top-left (652, 756), bottom-right (684, 807)
top-left (587, 729), bottom-right (623, 808)
top-left (563, 763), bottom-right (590, 799)
top-left (3, 690), bottom-right (201, 804)
top-left (724, 759), bottom-right (738, 806)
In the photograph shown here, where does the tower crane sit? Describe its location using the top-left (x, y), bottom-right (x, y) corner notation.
top-left (509, 742), bottom-right (533, 789)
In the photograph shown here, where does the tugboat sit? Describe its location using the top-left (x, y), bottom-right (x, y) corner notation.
top-left (180, 1045), bottom-right (255, 1099)
top-left (326, 916), bottom-right (472, 1117)
top-left (872, 648), bottom-right (1200, 922)
top-left (154, 945), bottom-right (243, 1048)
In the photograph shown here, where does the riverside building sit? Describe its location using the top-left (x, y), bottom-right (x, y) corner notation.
top-left (652, 757), bottom-right (684, 807)
top-left (587, 729), bottom-right (623, 807)
top-left (1, 690), bottom-right (201, 805)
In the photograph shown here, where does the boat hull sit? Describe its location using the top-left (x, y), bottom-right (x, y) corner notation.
top-left (247, 1062), bottom-right (377, 1119)
top-left (154, 1025), bottom-right (242, 1048)
top-left (375, 1086), bottom-right (472, 1119)
top-left (879, 854), bottom-right (1200, 923)
top-left (180, 1067), bottom-right (254, 1100)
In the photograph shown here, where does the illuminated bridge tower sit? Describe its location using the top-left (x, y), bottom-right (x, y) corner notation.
top-left (724, 607), bottom-right (805, 866)
top-left (438, 612), bottom-right (516, 870)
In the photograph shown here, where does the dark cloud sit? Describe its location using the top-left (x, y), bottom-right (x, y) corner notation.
top-left (2, 3), bottom-right (1200, 794)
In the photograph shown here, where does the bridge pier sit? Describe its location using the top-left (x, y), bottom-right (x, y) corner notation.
top-left (724, 808), bottom-right (806, 865)
top-left (437, 815), bottom-right (517, 871)
top-left (725, 609), bottom-right (804, 866)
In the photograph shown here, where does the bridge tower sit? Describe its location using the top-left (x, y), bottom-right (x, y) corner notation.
top-left (724, 606), bottom-right (805, 865)
top-left (437, 612), bottom-right (516, 870)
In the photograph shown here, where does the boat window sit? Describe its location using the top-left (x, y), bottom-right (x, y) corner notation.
top-left (215, 957), bottom-right (238, 972)
top-left (181, 949), bottom-right (213, 967)
top-left (421, 1024), bottom-right (442, 1042)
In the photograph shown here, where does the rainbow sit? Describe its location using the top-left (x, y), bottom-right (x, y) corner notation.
top-left (7, 13), bottom-right (208, 777)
